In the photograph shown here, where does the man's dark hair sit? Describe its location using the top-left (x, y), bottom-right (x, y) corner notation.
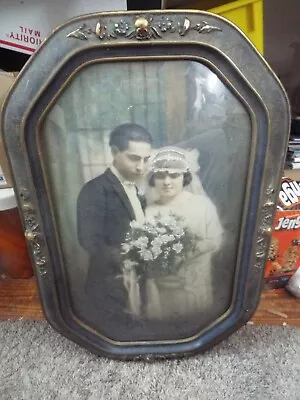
top-left (109, 123), bottom-right (152, 151)
top-left (148, 171), bottom-right (193, 187)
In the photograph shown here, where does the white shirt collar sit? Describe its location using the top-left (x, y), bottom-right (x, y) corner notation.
top-left (110, 165), bottom-right (135, 186)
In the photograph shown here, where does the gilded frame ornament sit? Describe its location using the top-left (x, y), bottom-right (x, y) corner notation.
top-left (1, 10), bottom-right (290, 360)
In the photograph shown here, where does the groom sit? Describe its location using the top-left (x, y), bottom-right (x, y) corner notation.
top-left (77, 123), bottom-right (152, 336)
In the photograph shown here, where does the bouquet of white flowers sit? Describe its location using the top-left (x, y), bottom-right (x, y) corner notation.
top-left (121, 213), bottom-right (200, 278)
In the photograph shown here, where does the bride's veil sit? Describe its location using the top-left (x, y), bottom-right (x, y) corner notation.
top-left (141, 146), bottom-right (205, 205)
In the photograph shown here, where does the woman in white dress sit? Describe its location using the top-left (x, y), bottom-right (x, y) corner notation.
top-left (142, 146), bottom-right (224, 320)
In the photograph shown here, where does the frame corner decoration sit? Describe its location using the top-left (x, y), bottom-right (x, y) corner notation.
top-left (66, 15), bottom-right (222, 41)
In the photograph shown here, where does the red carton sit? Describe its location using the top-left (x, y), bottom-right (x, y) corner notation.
top-left (264, 178), bottom-right (300, 289)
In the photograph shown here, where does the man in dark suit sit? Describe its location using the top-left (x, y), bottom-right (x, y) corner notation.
top-left (77, 123), bottom-right (152, 339)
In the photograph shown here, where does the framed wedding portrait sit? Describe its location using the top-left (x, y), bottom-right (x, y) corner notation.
top-left (2, 10), bottom-right (290, 359)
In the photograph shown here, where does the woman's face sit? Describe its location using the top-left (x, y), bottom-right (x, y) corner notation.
top-left (153, 171), bottom-right (184, 200)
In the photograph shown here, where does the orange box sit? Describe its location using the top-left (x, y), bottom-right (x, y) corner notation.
top-left (264, 177), bottom-right (300, 289)
top-left (265, 209), bottom-right (300, 289)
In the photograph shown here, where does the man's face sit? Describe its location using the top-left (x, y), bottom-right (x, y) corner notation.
top-left (112, 140), bottom-right (151, 182)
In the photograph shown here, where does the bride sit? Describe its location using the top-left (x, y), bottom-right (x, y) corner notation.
top-left (125, 146), bottom-right (224, 321)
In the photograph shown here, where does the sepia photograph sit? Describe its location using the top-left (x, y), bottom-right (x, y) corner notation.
top-left (40, 59), bottom-right (251, 341)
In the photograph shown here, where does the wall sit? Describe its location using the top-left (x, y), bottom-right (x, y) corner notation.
top-left (264, 0), bottom-right (300, 116)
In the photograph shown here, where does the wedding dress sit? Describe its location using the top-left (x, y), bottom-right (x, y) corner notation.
top-left (123, 146), bottom-right (224, 321)
top-left (144, 190), bottom-right (223, 320)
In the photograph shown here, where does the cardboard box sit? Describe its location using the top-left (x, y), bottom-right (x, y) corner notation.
top-left (0, 70), bottom-right (16, 188)
top-left (265, 209), bottom-right (300, 289)
top-left (264, 177), bottom-right (300, 289)
top-left (0, 0), bottom-right (126, 55)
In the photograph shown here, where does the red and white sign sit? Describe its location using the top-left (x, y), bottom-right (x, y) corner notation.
top-left (0, 0), bottom-right (126, 54)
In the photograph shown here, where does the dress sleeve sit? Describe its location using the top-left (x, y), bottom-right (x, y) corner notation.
top-left (203, 195), bottom-right (224, 250)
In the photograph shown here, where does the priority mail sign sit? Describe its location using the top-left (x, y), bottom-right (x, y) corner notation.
top-left (0, 0), bottom-right (126, 54)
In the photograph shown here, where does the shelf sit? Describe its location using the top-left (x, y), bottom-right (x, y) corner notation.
top-left (0, 278), bottom-right (43, 320)
top-left (283, 169), bottom-right (300, 180)
top-left (252, 289), bottom-right (300, 326)
top-left (0, 278), bottom-right (299, 326)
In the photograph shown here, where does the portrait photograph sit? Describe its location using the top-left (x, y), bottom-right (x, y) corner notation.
top-left (39, 59), bottom-right (251, 342)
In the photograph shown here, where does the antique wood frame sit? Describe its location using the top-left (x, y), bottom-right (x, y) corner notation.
top-left (1, 10), bottom-right (290, 359)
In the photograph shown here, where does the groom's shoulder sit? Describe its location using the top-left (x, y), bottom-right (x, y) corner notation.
top-left (87, 169), bottom-right (112, 185)
top-left (79, 169), bottom-right (112, 195)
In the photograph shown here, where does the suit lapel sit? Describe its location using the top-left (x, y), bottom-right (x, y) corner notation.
top-left (105, 168), bottom-right (135, 220)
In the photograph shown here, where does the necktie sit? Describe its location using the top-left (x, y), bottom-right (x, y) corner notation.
top-left (123, 182), bottom-right (144, 223)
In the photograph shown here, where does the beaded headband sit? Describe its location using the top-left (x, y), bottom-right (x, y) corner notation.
top-left (149, 148), bottom-right (190, 174)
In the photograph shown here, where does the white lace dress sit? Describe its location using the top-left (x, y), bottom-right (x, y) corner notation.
top-left (143, 190), bottom-right (223, 320)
